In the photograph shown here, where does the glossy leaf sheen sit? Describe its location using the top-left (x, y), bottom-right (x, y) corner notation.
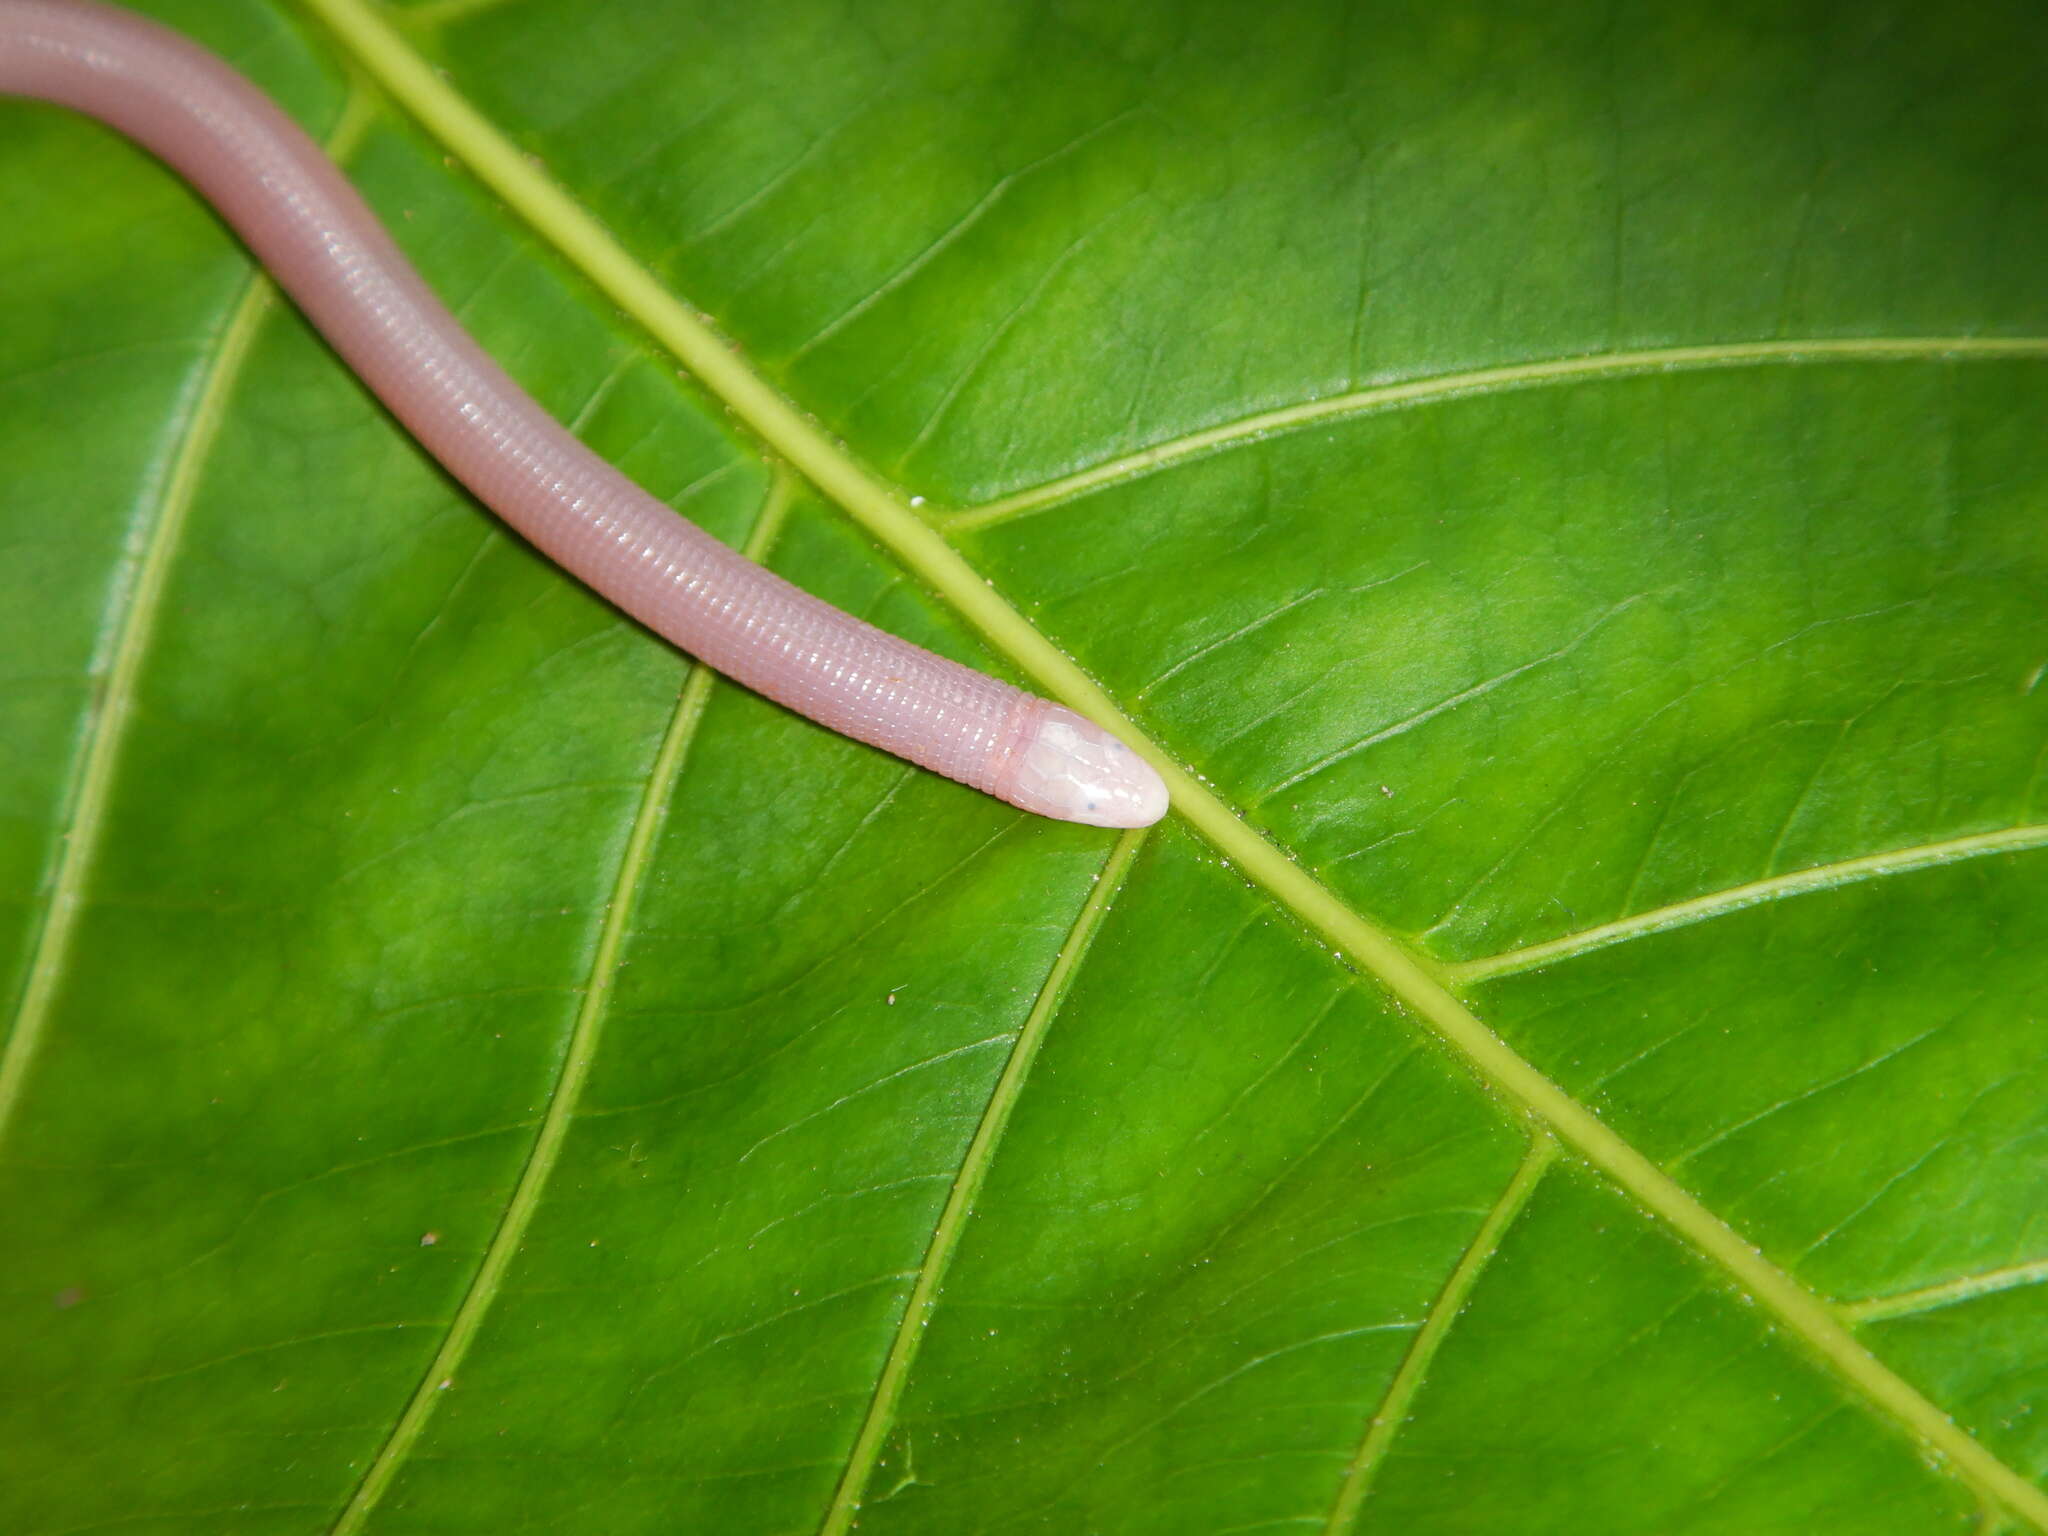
top-left (2, 1), bottom-right (2045, 1532)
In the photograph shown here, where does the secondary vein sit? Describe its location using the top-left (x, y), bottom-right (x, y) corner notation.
top-left (328, 471), bottom-right (794, 1535)
top-left (1453, 823), bottom-right (2048, 985)
top-left (0, 92), bottom-right (375, 1149)
top-left (951, 337), bottom-right (2048, 531)
top-left (1324, 1136), bottom-right (1557, 1534)
top-left (1842, 1259), bottom-right (2048, 1328)
top-left (820, 828), bottom-right (1148, 1535)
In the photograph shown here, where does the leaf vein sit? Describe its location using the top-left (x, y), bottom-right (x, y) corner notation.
top-left (818, 828), bottom-right (1148, 1535)
top-left (1843, 1259), bottom-right (2048, 1327)
top-left (1261, 593), bottom-right (1646, 802)
top-left (0, 92), bottom-right (380, 1149)
top-left (1670, 1009), bottom-right (1966, 1170)
top-left (325, 469), bottom-right (795, 1536)
top-left (1455, 824), bottom-right (2048, 983)
top-left (1321, 1135), bottom-right (1556, 1534)
top-left (951, 338), bottom-right (2048, 530)
top-left (289, 10), bottom-right (2048, 1523)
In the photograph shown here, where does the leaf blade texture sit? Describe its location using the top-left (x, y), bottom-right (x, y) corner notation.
top-left (2, 0), bottom-right (2045, 1532)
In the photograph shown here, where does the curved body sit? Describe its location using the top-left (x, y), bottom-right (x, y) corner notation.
top-left (0, 0), bottom-right (1167, 828)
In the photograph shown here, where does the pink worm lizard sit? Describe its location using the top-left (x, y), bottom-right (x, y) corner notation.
top-left (0, 0), bottom-right (1170, 829)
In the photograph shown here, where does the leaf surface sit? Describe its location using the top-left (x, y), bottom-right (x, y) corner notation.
top-left (2, 1), bottom-right (2045, 1532)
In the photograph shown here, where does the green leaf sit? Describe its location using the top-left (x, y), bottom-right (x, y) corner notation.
top-left (3, 0), bottom-right (2045, 1531)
